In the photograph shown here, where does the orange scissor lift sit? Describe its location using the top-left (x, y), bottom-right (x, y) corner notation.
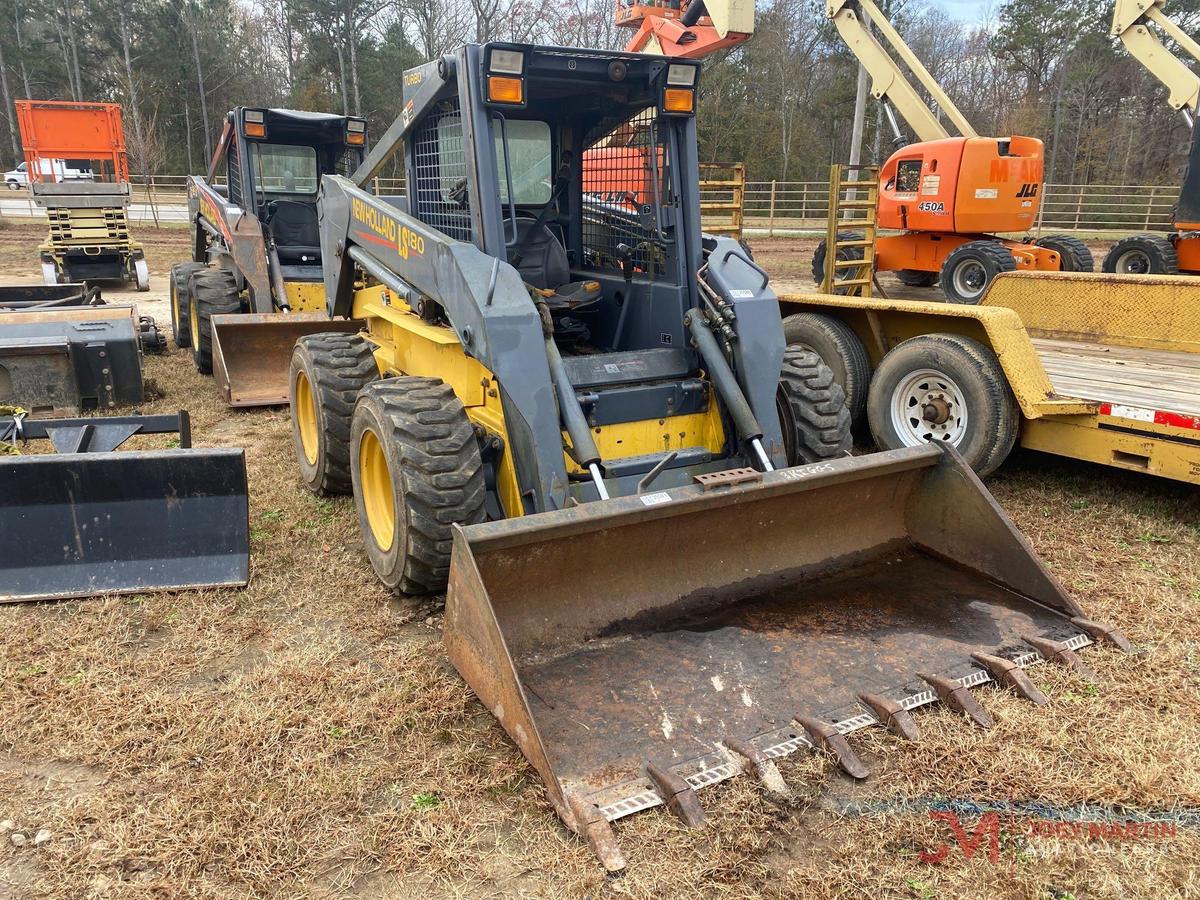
top-left (16, 100), bottom-right (149, 291)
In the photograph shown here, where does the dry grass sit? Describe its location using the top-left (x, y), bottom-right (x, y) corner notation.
top-left (2, 229), bottom-right (1199, 898)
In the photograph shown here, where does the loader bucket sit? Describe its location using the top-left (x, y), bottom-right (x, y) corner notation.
top-left (211, 313), bottom-right (361, 407)
top-left (444, 444), bottom-right (1127, 870)
top-left (0, 448), bottom-right (249, 603)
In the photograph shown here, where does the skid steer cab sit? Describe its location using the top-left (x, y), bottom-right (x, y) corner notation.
top-left (288, 41), bottom-right (1124, 871)
top-left (173, 107), bottom-right (368, 406)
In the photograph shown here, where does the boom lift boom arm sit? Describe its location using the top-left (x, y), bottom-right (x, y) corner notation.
top-left (1112, 0), bottom-right (1200, 123)
top-left (826, 0), bottom-right (976, 143)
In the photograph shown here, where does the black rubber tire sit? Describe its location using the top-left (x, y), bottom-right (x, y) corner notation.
top-left (867, 334), bottom-right (1019, 478)
top-left (811, 231), bottom-right (870, 294)
top-left (350, 378), bottom-right (486, 594)
top-left (169, 262), bottom-right (206, 349)
top-left (781, 312), bottom-right (872, 430)
top-left (290, 332), bottom-right (380, 495)
top-left (896, 269), bottom-right (939, 287)
top-left (188, 269), bottom-right (242, 375)
top-left (940, 241), bottom-right (1016, 304)
top-left (1102, 234), bottom-right (1180, 275)
top-left (1035, 234), bottom-right (1094, 272)
top-left (775, 346), bottom-right (852, 465)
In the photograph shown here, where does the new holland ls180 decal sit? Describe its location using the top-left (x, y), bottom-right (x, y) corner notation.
top-left (351, 196), bottom-right (425, 260)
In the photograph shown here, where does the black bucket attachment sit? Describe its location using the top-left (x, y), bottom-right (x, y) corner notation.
top-left (444, 444), bottom-right (1129, 870)
top-left (0, 305), bottom-right (144, 416)
top-left (0, 412), bottom-right (249, 603)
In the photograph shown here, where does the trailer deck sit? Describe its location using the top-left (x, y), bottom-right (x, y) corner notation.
top-left (1034, 338), bottom-right (1200, 418)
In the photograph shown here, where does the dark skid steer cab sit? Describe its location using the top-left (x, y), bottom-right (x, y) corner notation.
top-left (286, 41), bottom-right (1129, 871)
top-left (172, 107), bottom-right (369, 406)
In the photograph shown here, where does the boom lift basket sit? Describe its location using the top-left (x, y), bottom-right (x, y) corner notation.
top-left (0, 411), bottom-right (250, 603)
top-left (445, 444), bottom-right (1125, 870)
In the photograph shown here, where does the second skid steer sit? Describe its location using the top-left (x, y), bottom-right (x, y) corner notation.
top-left (174, 108), bottom-right (369, 406)
top-left (289, 42), bottom-right (1128, 870)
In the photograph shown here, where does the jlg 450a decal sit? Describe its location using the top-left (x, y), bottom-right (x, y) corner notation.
top-left (917, 201), bottom-right (946, 214)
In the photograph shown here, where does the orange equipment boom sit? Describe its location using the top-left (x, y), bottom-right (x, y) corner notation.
top-left (15, 100), bottom-right (130, 184)
top-left (618, 0), bottom-right (752, 59)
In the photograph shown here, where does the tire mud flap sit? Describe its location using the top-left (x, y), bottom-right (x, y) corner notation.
top-left (211, 312), bottom-right (361, 408)
top-left (443, 444), bottom-right (1129, 871)
top-left (0, 448), bottom-right (249, 603)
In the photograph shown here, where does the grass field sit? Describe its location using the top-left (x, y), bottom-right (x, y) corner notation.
top-left (2, 226), bottom-right (1199, 898)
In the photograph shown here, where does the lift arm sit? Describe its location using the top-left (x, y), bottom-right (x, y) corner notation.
top-left (825, 0), bottom-right (976, 143)
top-left (1112, 0), bottom-right (1200, 121)
top-left (619, 0), bottom-right (753, 58)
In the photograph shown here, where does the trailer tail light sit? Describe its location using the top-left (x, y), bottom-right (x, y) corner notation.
top-left (487, 75), bottom-right (524, 104)
top-left (663, 88), bottom-right (695, 114)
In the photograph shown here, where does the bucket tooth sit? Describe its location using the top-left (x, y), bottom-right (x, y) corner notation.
top-left (918, 673), bottom-right (994, 729)
top-left (1023, 635), bottom-right (1097, 679)
top-left (970, 653), bottom-right (1049, 706)
top-left (644, 762), bottom-right (705, 827)
top-left (566, 794), bottom-right (625, 873)
top-left (795, 716), bottom-right (870, 779)
top-left (858, 693), bottom-right (920, 741)
top-left (1070, 616), bottom-right (1133, 652)
top-left (723, 737), bottom-right (791, 799)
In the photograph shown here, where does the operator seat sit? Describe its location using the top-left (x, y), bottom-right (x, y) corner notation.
top-left (508, 219), bottom-right (601, 310)
top-left (268, 200), bottom-right (321, 264)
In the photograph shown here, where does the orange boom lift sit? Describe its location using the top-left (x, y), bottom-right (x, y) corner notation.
top-left (815, 0), bottom-right (1093, 303)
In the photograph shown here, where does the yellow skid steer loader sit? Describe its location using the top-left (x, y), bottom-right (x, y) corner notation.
top-left (172, 108), bottom-right (368, 406)
top-left (289, 42), bottom-right (1129, 870)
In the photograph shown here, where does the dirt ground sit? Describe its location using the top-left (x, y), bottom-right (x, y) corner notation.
top-left (2, 223), bottom-right (1199, 899)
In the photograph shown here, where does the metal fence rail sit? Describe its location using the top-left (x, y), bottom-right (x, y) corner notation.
top-left (737, 180), bottom-right (1179, 235)
top-left (0, 175), bottom-right (1181, 235)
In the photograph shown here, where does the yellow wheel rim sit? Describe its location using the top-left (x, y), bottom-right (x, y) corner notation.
top-left (189, 291), bottom-right (200, 349)
top-left (359, 427), bottom-right (395, 552)
top-left (295, 371), bottom-right (320, 465)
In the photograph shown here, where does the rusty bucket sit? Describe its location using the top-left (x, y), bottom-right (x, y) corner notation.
top-left (211, 313), bottom-right (361, 407)
top-left (444, 444), bottom-right (1128, 870)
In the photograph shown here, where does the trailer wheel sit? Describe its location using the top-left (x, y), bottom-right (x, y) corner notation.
top-left (867, 334), bottom-right (1019, 477)
top-left (350, 378), bottom-right (486, 594)
top-left (133, 258), bottom-right (151, 292)
top-left (188, 269), bottom-right (241, 375)
top-left (290, 333), bottom-right (379, 495)
top-left (776, 347), bottom-right (852, 464)
top-left (782, 312), bottom-right (871, 429)
top-left (1102, 234), bottom-right (1179, 275)
top-left (170, 262), bottom-right (206, 349)
top-left (1035, 234), bottom-right (1094, 272)
top-left (940, 241), bottom-right (1016, 304)
top-left (897, 269), bottom-right (939, 287)
top-left (811, 231), bottom-right (870, 294)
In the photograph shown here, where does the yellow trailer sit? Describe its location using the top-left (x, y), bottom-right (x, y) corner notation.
top-left (777, 271), bottom-right (1200, 483)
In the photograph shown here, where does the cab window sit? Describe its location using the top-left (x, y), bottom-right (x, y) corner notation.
top-left (495, 119), bottom-right (552, 205)
top-left (251, 143), bottom-right (318, 194)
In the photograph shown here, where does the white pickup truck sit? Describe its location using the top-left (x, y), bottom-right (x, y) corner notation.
top-left (4, 159), bottom-right (94, 189)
